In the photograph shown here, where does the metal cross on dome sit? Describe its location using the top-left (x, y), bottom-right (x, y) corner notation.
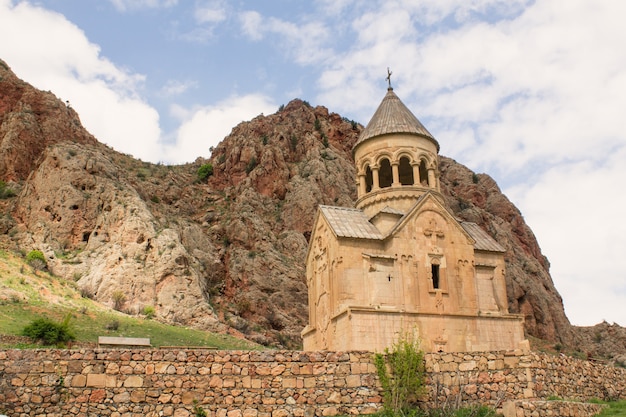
top-left (386, 67), bottom-right (393, 89)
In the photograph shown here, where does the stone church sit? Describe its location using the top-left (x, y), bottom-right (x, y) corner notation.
top-left (301, 85), bottom-right (527, 353)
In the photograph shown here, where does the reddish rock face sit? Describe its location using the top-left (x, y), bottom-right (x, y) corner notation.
top-left (0, 58), bottom-right (610, 352)
top-left (0, 60), bottom-right (97, 182)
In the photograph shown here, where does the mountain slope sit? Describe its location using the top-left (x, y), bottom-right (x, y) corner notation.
top-left (0, 58), bottom-right (597, 350)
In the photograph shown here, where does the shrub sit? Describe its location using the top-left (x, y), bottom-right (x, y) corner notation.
top-left (143, 305), bottom-right (156, 319)
top-left (472, 173), bottom-right (479, 184)
top-left (193, 400), bottom-right (208, 417)
top-left (80, 285), bottom-right (95, 299)
top-left (112, 290), bottom-right (126, 311)
top-left (22, 314), bottom-right (75, 345)
top-left (105, 320), bottom-right (120, 331)
top-left (374, 331), bottom-right (426, 415)
top-left (246, 157), bottom-right (257, 174)
top-left (321, 133), bottom-right (329, 148)
top-left (197, 163), bottom-right (214, 181)
top-left (26, 250), bottom-right (47, 270)
top-left (0, 180), bottom-right (16, 199)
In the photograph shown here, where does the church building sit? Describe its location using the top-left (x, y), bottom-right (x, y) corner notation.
top-left (301, 83), bottom-right (527, 353)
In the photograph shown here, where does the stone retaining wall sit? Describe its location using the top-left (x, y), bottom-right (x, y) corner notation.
top-left (422, 350), bottom-right (626, 416)
top-left (0, 348), bottom-right (625, 417)
top-left (0, 349), bottom-right (380, 417)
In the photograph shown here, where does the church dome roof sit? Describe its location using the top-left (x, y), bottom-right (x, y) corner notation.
top-left (354, 88), bottom-right (439, 150)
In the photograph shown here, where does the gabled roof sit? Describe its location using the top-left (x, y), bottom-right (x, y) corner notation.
top-left (354, 88), bottom-right (439, 150)
top-left (317, 199), bottom-right (505, 253)
top-left (460, 222), bottom-right (506, 252)
top-left (319, 205), bottom-right (383, 239)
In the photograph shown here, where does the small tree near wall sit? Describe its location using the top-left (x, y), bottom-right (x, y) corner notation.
top-left (374, 331), bottom-right (426, 416)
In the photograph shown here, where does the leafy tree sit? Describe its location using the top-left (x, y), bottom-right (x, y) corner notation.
top-left (374, 331), bottom-right (426, 416)
top-left (197, 163), bottom-right (214, 182)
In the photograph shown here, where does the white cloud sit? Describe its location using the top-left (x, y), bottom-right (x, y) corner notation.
top-left (194, 1), bottom-right (226, 24)
top-left (159, 79), bottom-right (198, 97)
top-left (108, 0), bottom-right (178, 12)
top-left (507, 146), bottom-right (626, 326)
top-left (0, 0), bottom-right (163, 162)
top-left (238, 10), bottom-right (332, 65)
top-left (239, 10), bottom-right (263, 41)
top-left (163, 94), bottom-right (276, 164)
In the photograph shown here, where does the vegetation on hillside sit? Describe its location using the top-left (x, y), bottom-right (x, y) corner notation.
top-left (595, 400), bottom-right (626, 416)
top-left (0, 250), bottom-right (259, 349)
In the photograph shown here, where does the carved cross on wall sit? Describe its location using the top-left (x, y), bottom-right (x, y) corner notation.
top-left (423, 219), bottom-right (445, 246)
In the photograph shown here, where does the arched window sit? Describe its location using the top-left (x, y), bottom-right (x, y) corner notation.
top-left (419, 160), bottom-right (428, 186)
top-left (398, 156), bottom-right (414, 185)
top-left (365, 165), bottom-right (373, 192)
top-left (379, 158), bottom-right (392, 188)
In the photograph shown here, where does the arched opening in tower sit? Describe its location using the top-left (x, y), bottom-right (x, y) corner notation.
top-left (419, 160), bottom-right (428, 186)
top-left (399, 156), bottom-right (414, 185)
top-left (365, 166), bottom-right (373, 192)
top-left (379, 158), bottom-right (392, 188)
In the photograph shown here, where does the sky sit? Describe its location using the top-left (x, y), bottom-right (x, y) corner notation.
top-left (0, 0), bottom-right (625, 328)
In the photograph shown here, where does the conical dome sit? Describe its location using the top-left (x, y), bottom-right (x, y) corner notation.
top-left (354, 88), bottom-right (439, 151)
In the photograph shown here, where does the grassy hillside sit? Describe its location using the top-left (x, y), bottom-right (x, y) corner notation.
top-left (0, 250), bottom-right (259, 349)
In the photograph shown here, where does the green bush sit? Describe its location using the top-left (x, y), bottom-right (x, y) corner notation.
top-left (22, 314), bottom-right (75, 345)
top-left (246, 157), bottom-right (257, 174)
top-left (0, 180), bottom-right (16, 199)
top-left (143, 305), bottom-right (156, 319)
top-left (374, 331), bottom-right (426, 415)
top-left (26, 250), bottom-right (47, 270)
top-left (197, 163), bottom-right (214, 181)
top-left (112, 290), bottom-right (126, 311)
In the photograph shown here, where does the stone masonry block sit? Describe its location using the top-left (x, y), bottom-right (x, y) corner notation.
top-left (87, 373), bottom-right (107, 387)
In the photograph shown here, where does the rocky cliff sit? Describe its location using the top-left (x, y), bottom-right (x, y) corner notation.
top-left (0, 59), bottom-right (606, 351)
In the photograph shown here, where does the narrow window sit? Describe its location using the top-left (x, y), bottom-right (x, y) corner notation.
top-left (431, 264), bottom-right (440, 289)
top-left (398, 156), bottom-right (414, 185)
top-left (379, 158), bottom-right (392, 188)
top-left (365, 166), bottom-right (373, 192)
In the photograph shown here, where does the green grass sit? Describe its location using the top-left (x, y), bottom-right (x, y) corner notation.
top-left (0, 250), bottom-right (259, 350)
top-left (595, 400), bottom-right (626, 416)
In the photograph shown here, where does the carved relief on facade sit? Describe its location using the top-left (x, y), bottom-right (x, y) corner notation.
top-left (455, 259), bottom-right (475, 311)
top-left (476, 265), bottom-right (499, 313)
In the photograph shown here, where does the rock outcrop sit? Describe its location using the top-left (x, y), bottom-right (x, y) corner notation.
top-left (0, 58), bottom-right (610, 351)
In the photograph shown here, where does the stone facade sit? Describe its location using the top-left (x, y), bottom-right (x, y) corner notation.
top-left (302, 87), bottom-right (526, 353)
top-left (0, 348), bottom-right (624, 417)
